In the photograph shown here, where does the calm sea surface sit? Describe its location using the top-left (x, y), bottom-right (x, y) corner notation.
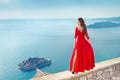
top-left (0, 19), bottom-right (120, 80)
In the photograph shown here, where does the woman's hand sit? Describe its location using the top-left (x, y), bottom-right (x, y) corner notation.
top-left (88, 39), bottom-right (92, 45)
top-left (85, 37), bottom-right (92, 46)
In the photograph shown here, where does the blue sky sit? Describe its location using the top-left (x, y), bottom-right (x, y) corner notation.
top-left (0, 0), bottom-right (120, 19)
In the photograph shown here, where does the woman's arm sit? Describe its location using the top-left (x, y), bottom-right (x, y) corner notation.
top-left (73, 27), bottom-right (77, 47)
top-left (85, 37), bottom-right (91, 45)
top-left (84, 29), bottom-right (92, 45)
top-left (73, 37), bottom-right (77, 47)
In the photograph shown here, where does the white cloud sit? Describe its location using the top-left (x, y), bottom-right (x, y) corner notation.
top-left (0, 0), bottom-right (12, 4)
top-left (0, 0), bottom-right (119, 19)
top-left (0, 7), bottom-right (119, 19)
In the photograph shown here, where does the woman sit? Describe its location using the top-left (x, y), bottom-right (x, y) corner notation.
top-left (69, 17), bottom-right (95, 74)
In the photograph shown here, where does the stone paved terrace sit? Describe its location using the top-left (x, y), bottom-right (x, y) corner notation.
top-left (31, 57), bottom-right (120, 80)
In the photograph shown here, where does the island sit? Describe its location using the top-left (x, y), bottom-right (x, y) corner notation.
top-left (88, 21), bottom-right (120, 28)
top-left (18, 57), bottom-right (52, 71)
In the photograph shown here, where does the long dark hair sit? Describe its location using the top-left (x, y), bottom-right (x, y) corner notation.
top-left (77, 17), bottom-right (87, 35)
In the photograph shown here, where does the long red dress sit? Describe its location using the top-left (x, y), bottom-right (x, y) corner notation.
top-left (69, 27), bottom-right (95, 73)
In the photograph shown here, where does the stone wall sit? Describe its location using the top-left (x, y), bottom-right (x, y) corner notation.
top-left (31, 57), bottom-right (120, 80)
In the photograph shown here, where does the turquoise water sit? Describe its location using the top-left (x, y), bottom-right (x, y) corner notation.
top-left (0, 19), bottom-right (120, 80)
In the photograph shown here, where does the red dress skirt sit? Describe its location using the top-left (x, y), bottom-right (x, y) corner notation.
top-left (69, 27), bottom-right (95, 73)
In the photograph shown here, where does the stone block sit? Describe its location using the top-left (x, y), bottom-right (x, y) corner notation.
top-left (115, 64), bottom-right (120, 71)
top-left (80, 76), bottom-right (86, 80)
top-left (97, 70), bottom-right (103, 76)
top-left (112, 66), bottom-right (116, 71)
top-left (87, 73), bottom-right (93, 79)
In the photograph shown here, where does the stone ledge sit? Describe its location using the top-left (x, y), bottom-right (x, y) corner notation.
top-left (31, 57), bottom-right (120, 80)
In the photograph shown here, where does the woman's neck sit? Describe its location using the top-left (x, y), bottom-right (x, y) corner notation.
top-left (77, 25), bottom-right (84, 31)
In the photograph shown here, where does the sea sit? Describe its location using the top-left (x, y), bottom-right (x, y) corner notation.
top-left (0, 18), bottom-right (120, 80)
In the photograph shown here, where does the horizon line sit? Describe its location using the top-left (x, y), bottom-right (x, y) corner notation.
top-left (0, 16), bottom-right (120, 20)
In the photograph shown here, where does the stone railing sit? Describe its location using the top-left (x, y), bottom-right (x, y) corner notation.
top-left (31, 57), bottom-right (120, 80)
